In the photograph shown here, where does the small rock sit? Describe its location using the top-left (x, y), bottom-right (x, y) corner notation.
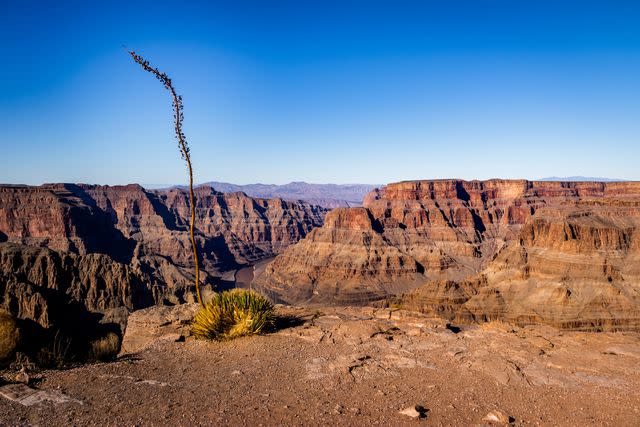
top-left (399, 405), bottom-right (428, 419)
top-left (483, 410), bottom-right (512, 424)
top-left (160, 333), bottom-right (183, 343)
top-left (14, 368), bottom-right (29, 385)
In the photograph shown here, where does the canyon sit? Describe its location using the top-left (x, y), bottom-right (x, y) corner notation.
top-left (0, 183), bottom-right (325, 335)
top-left (255, 179), bottom-right (640, 331)
top-left (3, 178), bottom-right (640, 338)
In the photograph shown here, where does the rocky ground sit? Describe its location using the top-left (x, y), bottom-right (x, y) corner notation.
top-left (2, 305), bottom-right (640, 426)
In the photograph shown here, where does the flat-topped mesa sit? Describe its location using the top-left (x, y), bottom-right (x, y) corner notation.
top-left (258, 178), bottom-right (640, 330)
top-left (0, 184), bottom-right (138, 260)
top-left (365, 179), bottom-right (529, 204)
top-left (364, 179), bottom-right (640, 261)
top-left (365, 179), bottom-right (640, 205)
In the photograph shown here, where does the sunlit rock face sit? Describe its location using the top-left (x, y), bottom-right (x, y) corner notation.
top-left (257, 179), bottom-right (640, 330)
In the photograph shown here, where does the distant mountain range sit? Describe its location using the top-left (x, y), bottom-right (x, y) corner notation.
top-left (147, 178), bottom-right (634, 208)
top-left (539, 176), bottom-right (627, 182)
top-left (150, 181), bottom-right (378, 208)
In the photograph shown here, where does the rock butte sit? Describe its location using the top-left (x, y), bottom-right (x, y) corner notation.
top-left (0, 183), bottom-right (325, 328)
top-left (255, 179), bottom-right (640, 331)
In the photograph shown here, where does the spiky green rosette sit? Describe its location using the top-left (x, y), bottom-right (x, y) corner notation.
top-left (191, 289), bottom-right (275, 341)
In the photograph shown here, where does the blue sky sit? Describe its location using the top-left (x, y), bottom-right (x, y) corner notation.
top-left (2, 1), bottom-right (640, 185)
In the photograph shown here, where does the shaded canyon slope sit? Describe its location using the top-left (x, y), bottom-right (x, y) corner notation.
top-left (255, 179), bottom-right (640, 330)
top-left (0, 183), bottom-right (326, 328)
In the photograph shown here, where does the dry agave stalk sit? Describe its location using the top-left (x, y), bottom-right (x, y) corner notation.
top-left (129, 51), bottom-right (203, 306)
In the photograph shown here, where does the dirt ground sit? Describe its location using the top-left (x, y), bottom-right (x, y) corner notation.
top-left (2, 306), bottom-right (640, 426)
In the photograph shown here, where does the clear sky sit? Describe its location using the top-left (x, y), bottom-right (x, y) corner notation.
top-left (2, 1), bottom-right (640, 186)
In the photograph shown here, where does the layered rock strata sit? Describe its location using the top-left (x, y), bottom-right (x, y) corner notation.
top-left (256, 179), bottom-right (640, 330)
top-left (0, 184), bottom-right (326, 326)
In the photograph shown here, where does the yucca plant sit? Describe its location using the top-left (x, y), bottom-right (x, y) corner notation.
top-left (191, 289), bottom-right (275, 341)
top-left (129, 51), bottom-right (203, 306)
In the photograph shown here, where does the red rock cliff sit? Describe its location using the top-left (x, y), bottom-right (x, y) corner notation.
top-left (256, 179), bottom-right (640, 330)
top-left (0, 183), bottom-right (326, 323)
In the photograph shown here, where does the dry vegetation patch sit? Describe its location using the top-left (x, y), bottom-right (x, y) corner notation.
top-left (0, 310), bottom-right (20, 366)
top-left (191, 289), bottom-right (275, 340)
top-left (88, 332), bottom-right (120, 362)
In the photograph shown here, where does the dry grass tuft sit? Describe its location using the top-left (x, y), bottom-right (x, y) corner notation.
top-left (88, 332), bottom-right (120, 362)
top-left (35, 330), bottom-right (72, 369)
top-left (0, 309), bottom-right (20, 365)
top-left (192, 290), bottom-right (275, 341)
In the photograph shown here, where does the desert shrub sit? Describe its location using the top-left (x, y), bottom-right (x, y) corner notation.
top-left (35, 330), bottom-right (73, 369)
top-left (191, 289), bottom-right (275, 341)
top-left (87, 332), bottom-right (120, 362)
top-left (0, 309), bottom-right (20, 365)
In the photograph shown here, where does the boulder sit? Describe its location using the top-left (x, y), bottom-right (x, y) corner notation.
top-left (120, 304), bottom-right (198, 355)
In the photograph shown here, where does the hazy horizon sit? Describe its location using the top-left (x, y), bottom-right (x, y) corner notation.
top-left (0, 176), bottom-right (632, 189)
top-left (2, 2), bottom-right (640, 185)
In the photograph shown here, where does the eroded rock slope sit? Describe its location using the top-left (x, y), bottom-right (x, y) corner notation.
top-left (256, 179), bottom-right (640, 330)
top-left (0, 183), bottom-right (326, 327)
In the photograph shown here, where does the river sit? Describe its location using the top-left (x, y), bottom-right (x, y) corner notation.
top-left (233, 256), bottom-right (276, 289)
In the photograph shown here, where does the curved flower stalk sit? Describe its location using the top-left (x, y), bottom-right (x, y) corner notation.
top-left (129, 51), bottom-right (203, 306)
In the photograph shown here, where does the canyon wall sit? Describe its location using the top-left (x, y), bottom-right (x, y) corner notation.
top-left (0, 184), bottom-right (326, 327)
top-left (255, 179), bottom-right (640, 330)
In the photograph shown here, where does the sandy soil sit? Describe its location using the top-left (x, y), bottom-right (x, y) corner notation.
top-left (2, 306), bottom-right (640, 426)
